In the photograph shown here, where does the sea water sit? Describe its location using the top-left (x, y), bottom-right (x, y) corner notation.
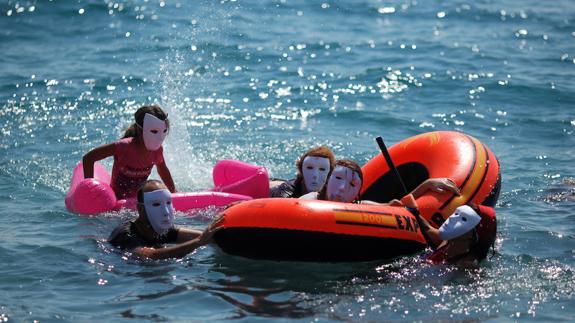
top-left (1, 0), bottom-right (574, 321)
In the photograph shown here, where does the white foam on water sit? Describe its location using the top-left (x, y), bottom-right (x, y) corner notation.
top-left (157, 51), bottom-right (213, 191)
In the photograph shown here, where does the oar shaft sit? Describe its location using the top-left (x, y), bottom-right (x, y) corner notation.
top-left (375, 136), bottom-right (408, 196)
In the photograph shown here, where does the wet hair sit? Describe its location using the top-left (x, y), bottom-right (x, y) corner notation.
top-left (294, 146), bottom-right (336, 188)
top-left (468, 204), bottom-right (497, 261)
top-left (317, 159), bottom-right (363, 201)
top-left (122, 105), bottom-right (170, 138)
top-left (471, 228), bottom-right (497, 261)
top-left (136, 179), bottom-right (165, 203)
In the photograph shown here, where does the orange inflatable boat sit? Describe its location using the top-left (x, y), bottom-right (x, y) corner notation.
top-left (361, 131), bottom-right (500, 227)
top-left (214, 131), bottom-right (501, 261)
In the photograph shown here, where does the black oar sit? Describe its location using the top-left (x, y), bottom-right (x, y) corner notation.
top-left (376, 136), bottom-right (436, 247)
top-left (375, 136), bottom-right (408, 196)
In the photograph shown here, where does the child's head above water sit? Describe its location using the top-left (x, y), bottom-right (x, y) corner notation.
top-left (439, 204), bottom-right (497, 261)
top-left (319, 159), bottom-right (363, 203)
top-left (295, 145), bottom-right (336, 193)
top-left (123, 105), bottom-right (170, 151)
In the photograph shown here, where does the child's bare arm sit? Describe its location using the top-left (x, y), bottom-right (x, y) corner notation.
top-left (157, 160), bottom-right (176, 192)
top-left (82, 143), bottom-right (115, 178)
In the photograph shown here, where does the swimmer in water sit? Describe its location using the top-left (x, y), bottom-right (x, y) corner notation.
top-left (413, 202), bottom-right (497, 267)
top-left (108, 180), bottom-right (221, 260)
top-left (300, 159), bottom-right (461, 204)
top-left (82, 105), bottom-right (176, 200)
top-left (270, 145), bottom-right (335, 198)
top-left (299, 159), bottom-right (363, 203)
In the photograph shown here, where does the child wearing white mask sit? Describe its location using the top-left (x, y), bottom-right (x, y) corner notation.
top-left (300, 159), bottom-right (460, 206)
top-left (409, 200), bottom-right (497, 267)
top-left (109, 180), bottom-right (221, 259)
top-left (300, 159), bottom-right (363, 203)
top-left (83, 105), bottom-right (176, 199)
top-left (270, 146), bottom-right (335, 198)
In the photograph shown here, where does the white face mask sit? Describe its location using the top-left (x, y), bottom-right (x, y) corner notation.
top-left (439, 205), bottom-right (481, 240)
top-left (142, 189), bottom-right (174, 235)
top-left (301, 156), bottom-right (331, 193)
top-left (141, 113), bottom-right (168, 151)
top-left (326, 165), bottom-right (362, 203)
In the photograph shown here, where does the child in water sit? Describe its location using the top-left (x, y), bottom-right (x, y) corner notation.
top-left (82, 105), bottom-right (176, 199)
top-left (270, 145), bottom-right (336, 198)
top-left (300, 159), bottom-right (460, 204)
top-left (300, 159), bottom-right (363, 203)
top-left (414, 202), bottom-right (497, 267)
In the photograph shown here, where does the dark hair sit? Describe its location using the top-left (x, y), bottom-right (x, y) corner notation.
top-left (294, 145), bottom-right (336, 189)
top-left (471, 230), bottom-right (497, 261)
top-left (123, 105), bottom-right (170, 138)
top-left (318, 159), bottom-right (363, 201)
top-left (137, 179), bottom-right (165, 203)
top-left (468, 204), bottom-right (497, 261)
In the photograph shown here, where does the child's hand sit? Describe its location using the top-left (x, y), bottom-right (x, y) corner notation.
top-left (224, 200), bottom-right (243, 210)
top-left (400, 194), bottom-right (418, 209)
top-left (424, 178), bottom-right (460, 195)
top-left (388, 199), bottom-right (403, 206)
top-left (198, 215), bottom-right (225, 245)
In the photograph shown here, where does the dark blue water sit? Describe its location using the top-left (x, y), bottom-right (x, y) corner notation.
top-left (1, 0), bottom-right (574, 321)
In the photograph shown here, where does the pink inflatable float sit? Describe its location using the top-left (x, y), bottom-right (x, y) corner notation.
top-left (65, 160), bottom-right (269, 215)
top-left (212, 159), bottom-right (270, 199)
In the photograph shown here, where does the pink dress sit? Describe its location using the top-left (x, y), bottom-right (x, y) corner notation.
top-left (110, 137), bottom-right (164, 199)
